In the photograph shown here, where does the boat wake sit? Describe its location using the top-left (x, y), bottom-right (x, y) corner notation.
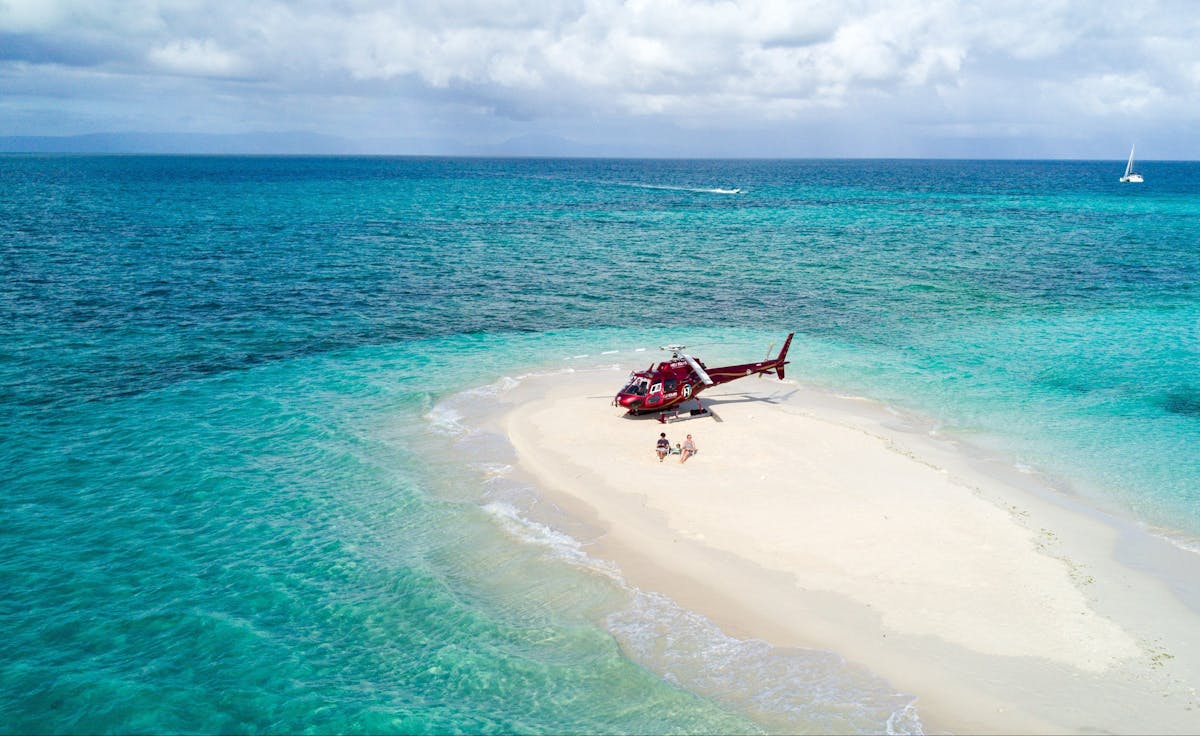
top-left (625, 182), bottom-right (743, 194)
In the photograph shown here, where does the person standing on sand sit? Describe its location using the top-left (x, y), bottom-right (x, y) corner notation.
top-left (656, 432), bottom-right (671, 462)
top-left (680, 434), bottom-right (697, 464)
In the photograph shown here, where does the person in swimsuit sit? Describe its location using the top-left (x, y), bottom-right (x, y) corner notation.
top-left (656, 432), bottom-right (671, 462)
top-left (680, 434), bottom-right (697, 464)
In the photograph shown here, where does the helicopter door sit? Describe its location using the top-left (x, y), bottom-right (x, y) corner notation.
top-left (645, 382), bottom-right (665, 407)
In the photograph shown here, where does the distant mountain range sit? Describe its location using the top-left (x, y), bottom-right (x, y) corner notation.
top-left (0, 131), bottom-right (626, 157)
top-left (0, 131), bottom-right (362, 154)
top-left (1, 131), bottom-right (1183, 160)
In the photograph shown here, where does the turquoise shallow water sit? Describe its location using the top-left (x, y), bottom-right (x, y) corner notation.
top-left (2, 155), bottom-right (1198, 733)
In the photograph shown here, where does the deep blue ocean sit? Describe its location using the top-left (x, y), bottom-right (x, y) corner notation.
top-left (2, 155), bottom-right (1198, 734)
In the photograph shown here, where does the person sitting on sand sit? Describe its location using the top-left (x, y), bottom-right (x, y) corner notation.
top-left (656, 432), bottom-right (671, 462)
top-left (680, 434), bottom-right (697, 464)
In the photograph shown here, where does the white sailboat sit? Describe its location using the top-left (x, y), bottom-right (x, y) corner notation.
top-left (1120, 145), bottom-right (1143, 183)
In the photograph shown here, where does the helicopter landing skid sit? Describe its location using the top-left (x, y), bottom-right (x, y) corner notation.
top-left (657, 402), bottom-right (715, 424)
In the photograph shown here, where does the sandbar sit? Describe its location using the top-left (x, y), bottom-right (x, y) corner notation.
top-left (498, 366), bottom-right (1200, 734)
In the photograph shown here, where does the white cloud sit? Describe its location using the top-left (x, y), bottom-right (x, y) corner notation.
top-left (147, 38), bottom-right (245, 77)
top-left (0, 0), bottom-right (71, 32)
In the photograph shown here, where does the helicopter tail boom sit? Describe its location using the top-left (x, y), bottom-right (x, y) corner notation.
top-left (701, 333), bottom-right (795, 385)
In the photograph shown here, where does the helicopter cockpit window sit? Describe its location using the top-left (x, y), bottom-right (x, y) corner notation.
top-left (664, 379), bottom-right (678, 393)
top-left (622, 379), bottom-right (649, 396)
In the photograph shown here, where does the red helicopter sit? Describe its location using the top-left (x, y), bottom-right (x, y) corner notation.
top-left (613, 333), bottom-right (794, 417)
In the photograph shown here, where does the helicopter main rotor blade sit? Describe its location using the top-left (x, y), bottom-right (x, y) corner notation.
top-left (682, 353), bottom-right (714, 385)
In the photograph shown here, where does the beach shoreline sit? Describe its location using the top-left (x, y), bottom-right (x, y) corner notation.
top-left (491, 364), bottom-right (1200, 734)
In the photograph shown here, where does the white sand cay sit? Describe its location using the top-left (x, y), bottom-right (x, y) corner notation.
top-left (500, 366), bottom-right (1200, 734)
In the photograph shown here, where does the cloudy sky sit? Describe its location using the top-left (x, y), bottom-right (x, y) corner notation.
top-left (2, 0), bottom-right (1197, 158)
